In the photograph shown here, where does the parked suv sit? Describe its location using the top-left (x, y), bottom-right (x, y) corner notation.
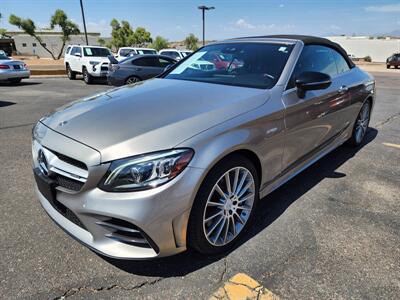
top-left (386, 53), bottom-right (400, 69)
top-left (64, 45), bottom-right (112, 84)
top-left (116, 47), bottom-right (158, 61)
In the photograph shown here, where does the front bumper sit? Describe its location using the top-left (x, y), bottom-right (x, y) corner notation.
top-left (0, 69), bottom-right (30, 80)
top-left (34, 154), bottom-right (204, 259)
top-left (88, 62), bottom-right (109, 78)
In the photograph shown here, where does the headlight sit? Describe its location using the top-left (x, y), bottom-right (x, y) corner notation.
top-left (89, 61), bottom-right (100, 65)
top-left (98, 149), bottom-right (194, 192)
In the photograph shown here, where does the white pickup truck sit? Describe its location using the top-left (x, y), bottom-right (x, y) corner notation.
top-left (64, 45), bottom-right (112, 84)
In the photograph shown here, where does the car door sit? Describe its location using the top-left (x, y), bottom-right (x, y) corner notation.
top-left (70, 46), bottom-right (82, 72)
top-left (281, 45), bottom-right (344, 172)
top-left (132, 57), bottom-right (163, 79)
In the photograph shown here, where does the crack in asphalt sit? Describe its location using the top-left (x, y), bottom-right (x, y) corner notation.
top-left (219, 257), bottom-right (228, 284)
top-left (375, 112), bottom-right (400, 129)
top-left (53, 278), bottom-right (163, 299)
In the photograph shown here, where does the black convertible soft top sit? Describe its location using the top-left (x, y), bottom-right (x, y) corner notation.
top-left (233, 34), bottom-right (355, 68)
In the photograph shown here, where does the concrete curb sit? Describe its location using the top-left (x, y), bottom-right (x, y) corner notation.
top-left (30, 69), bottom-right (66, 76)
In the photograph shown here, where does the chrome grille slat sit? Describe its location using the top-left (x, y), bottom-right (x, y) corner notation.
top-left (105, 233), bottom-right (148, 244)
top-left (96, 221), bottom-right (140, 233)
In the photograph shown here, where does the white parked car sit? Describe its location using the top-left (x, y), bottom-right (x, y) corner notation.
top-left (116, 47), bottom-right (158, 61)
top-left (64, 45), bottom-right (112, 84)
top-left (159, 49), bottom-right (192, 60)
top-left (0, 50), bottom-right (30, 83)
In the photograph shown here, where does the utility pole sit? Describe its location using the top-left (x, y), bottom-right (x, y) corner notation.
top-left (80, 0), bottom-right (89, 45)
top-left (198, 5), bottom-right (215, 46)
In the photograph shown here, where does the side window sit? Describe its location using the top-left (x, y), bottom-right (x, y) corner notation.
top-left (65, 46), bottom-right (71, 54)
top-left (287, 45), bottom-right (337, 89)
top-left (71, 46), bottom-right (81, 56)
top-left (133, 57), bottom-right (159, 67)
top-left (158, 58), bottom-right (174, 67)
top-left (331, 50), bottom-right (350, 74)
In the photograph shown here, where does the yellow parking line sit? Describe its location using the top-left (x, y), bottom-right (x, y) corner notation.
top-left (209, 273), bottom-right (279, 300)
top-left (383, 142), bottom-right (400, 150)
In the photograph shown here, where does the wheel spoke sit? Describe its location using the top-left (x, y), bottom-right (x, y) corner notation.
top-left (225, 173), bottom-right (232, 196)
top-left (232, 168), bottom-right (239, 195)
top-left (215, 184), bottom-right (228, 200)
top-left (237, 180), bottom-right (253, 198)
top-left (235, 171), bottom-right (248, 195)
top-left (206, 215), bottom-right (224, 237)
top-left (207, 200), bottom-right (225, 207)
top-left (234, 212), bottom-right (245, 225)
top-left (213, 217), bottom-right (227, 243)
top-left (205, 210), bottom-right (223, 223)
top-left (237, 193), bottom-right (254, 205)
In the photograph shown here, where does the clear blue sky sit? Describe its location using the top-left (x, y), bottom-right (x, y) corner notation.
top-left (1, 0), bottom-right (399, 40)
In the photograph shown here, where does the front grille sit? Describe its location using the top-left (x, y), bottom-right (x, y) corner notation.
top-left (101, 63), bottom-right (109, 71)
top-left (51, 150), bottom-right (87, 170)
top-left (54, 174), bottom-right (84, 191)
top-left (47, 196), bottom-right (86, 230)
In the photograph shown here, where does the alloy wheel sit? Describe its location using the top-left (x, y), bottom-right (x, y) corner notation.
top-left (203, 167), bottom-right (255, 247)
top-left (355, 103), bottom-right (370, 144)
top-left (126, 77), bottom-right (139, 84)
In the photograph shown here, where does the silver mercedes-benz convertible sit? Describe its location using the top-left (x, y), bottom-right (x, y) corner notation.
top-left (32, 35), bottom-right (375, 259)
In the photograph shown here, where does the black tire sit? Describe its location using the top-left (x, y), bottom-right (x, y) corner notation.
top-left (9, 78), bottom-right (22, 84)
top-left (395, 66), bottom-right (399, 69)
top-left (66, 64), bottom-right (76, 80)
top-left (386, 65), bottom-right (390, 69)
top-left (125, 76), bottom-right (140, 85)
top-left (187, 154), bottom-right (260, 255)
top-left (346, 101), bottom-right (371, 147)
top-left (82, 67), bottom-right (93, 84)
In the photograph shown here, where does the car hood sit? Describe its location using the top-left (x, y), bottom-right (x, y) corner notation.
top-left (41, 78), bottom-right (269, 162)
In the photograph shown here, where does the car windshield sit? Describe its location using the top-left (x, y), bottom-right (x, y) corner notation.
top-left (83, 47), bottom-right (111, 57)
top-left (164, 42), bottom-right (294, 89)
top-left (137, 49), bottom-right (157, 55)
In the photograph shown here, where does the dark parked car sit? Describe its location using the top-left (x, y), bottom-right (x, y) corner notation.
top-left (107, 54), bottom-right (176, 86)
top-left (386, 53), bottom-right (400, 69)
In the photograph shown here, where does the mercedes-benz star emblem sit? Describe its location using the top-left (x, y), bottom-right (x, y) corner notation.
top-left (38, 149), bottom-right (49, 175)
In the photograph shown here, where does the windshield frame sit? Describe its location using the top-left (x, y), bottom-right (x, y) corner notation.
top-left (160, 41), bottom-right (295, 90)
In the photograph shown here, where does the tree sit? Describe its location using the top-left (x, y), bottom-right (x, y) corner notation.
top-left (108, 19), bottom-right (153, 51)
top-left (9, 10), bottom-right (79, 59)
top-left (133, 27), bottom-right (152, 47)
top-left (109, 19), bottom-right (134, 50)
top-left (184, 33), bottom-right (199, 51)
top-left (150, 36), bottom-right (169, 51)
top-left (50, 9), bottom-right (80, 59)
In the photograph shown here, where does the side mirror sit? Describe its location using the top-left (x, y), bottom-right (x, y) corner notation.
top-left (295, 71), bottom-right (332, 98)
top-left (74, 53), bottom-right (81, 57)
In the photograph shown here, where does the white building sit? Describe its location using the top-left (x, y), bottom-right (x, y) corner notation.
top-left (7, 31), bottom-right (101, 58)
top-left (327, 36), bottom-right (400, 62)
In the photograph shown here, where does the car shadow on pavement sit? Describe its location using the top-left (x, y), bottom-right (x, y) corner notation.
top-left (0, 101), bottom-right (16, 107)
top-left (102, 128), bottom-right (378, 277)
top-left (0, 81), bottom-right (42, 86)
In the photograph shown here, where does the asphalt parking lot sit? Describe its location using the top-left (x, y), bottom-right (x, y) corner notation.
top-left (1, 73), bottom-right (399, 299)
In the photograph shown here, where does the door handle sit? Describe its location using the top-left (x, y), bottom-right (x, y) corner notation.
top-left (338, 85), bottom-right (348, 94)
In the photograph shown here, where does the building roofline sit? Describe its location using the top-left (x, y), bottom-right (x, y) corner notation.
top-left (6, 31), bottom-right (100, 36)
